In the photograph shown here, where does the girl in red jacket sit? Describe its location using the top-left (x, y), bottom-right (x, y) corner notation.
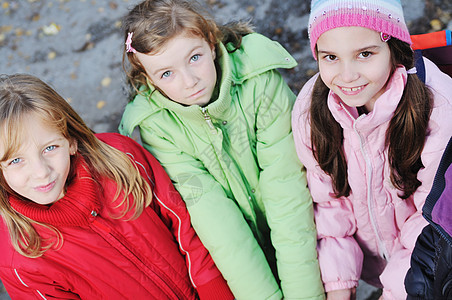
top-left (0, 74), bottom-right (233, 300)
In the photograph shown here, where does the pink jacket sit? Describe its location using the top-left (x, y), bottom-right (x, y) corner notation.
top-left (292, 58), bottom-right (452, 299)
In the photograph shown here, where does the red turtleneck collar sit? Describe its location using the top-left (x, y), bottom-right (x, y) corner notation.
top-left (9, 157), bottom-right (101, 227)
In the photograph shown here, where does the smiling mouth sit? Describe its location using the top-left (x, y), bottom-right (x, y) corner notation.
top-left (339, 84), bottom-right (366, 95)
top-left (35, 180), bottom-right (56, 193)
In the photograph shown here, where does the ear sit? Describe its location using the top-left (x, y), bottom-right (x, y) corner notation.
top-left (69, 139), bottom-right (78, 156)
top-left (211, 43), bottom-right (216, 60)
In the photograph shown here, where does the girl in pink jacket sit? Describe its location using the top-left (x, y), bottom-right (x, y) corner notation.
top-left (292, 0), bottom-right (452, 299)
top-left (0, 74), bottom-right (233, 299)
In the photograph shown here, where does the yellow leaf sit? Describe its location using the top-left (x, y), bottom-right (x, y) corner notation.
top-left (15, 28), bottom-right (24, 37)
top-left (101, 77), bottom-right (112, 87)
top-left (42, 22), bottom-right (60, 35)
top-left (430, 19), bottom-right (442, 31)
top-left (48, 51), bottom-right (56, 60)
top-left (97, 100), bottom-right (106, 109)
top-left (1, 25), bottom-right (13, 33)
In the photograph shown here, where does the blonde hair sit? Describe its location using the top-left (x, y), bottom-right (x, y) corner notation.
top-left (122, 0), bottom-right (253, 95)
top-left (0, 74), bottom-right (152, 257)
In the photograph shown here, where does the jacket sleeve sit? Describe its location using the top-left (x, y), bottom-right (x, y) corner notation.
top-left (129, 130), bottom-right (282, 300)
top-left (96, 133), bottom-right (234, 300)
top-left (254, 70), bottom-right (324, 300)
top-left (0, 268), bottom-right (78, 299)
top-left (405, 224), bottom-right (437, 300)
top-left (292, 75), bottom-right (363, 293)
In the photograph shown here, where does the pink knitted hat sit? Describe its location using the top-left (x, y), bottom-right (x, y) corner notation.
top-left (308, 0), bottom-right (412, 59)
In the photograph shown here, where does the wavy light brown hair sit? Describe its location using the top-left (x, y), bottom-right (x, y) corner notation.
top-left (0, 74), bottom-right (152, 258)
top-left (310, 38), bottom-right (432, 199)
top-left (122, 0), bottom-right (253, 95)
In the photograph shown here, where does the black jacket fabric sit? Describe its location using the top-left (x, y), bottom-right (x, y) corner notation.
top-left (405, 136), bottom-right (452, 299)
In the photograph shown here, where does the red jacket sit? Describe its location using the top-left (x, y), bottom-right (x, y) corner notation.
top-left (0, 133), bottom-right (233, 300)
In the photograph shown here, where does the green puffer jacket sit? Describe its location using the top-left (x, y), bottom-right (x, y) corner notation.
top-left (119, 33), bottom-right (324, 300)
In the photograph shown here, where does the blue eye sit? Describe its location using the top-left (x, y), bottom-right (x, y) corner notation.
top-left (162, 71), bottom-right (172, 78)
top-left (190, 54), bottom-right (200, 62)
top-left (9, 158), bottom-right (21, 165)
top-left (45, 145), bottom-right (56, 152)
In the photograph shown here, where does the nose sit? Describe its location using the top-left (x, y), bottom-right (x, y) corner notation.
top-left (340, 61), bottom-right (360, 83)
top-left (31, 157), bottom-right (51, 179)
top-left (181, 68), bottom-right (198, 89)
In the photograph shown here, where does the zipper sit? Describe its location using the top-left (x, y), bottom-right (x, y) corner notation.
top-left (352, 119), bottom-right (389, 260)
top-left (201, 107), bottom-right (217, 134)
top-left (341, 102), bottom-right (389, 260)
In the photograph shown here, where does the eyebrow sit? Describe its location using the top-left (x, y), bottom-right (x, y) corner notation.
top-left (151, 45), bottom-right (204, 76)
top-left (318, 45), bottom-right (382, 55)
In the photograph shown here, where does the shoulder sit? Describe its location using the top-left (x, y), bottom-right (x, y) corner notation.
top-left (422, 59), bottom-right (452, 153)
top-left (95, 133), bottom-right (156, 167)
top-left (424, 57), bottom-right (452, 107)
top-left (119, 92), bottom-right (156, 137)
top-left (95, 132), bottom-right (163, 183)
top-left (226, 33), bottom-right (297, 83)
top-left (95, 132), bottom-right (140, 153)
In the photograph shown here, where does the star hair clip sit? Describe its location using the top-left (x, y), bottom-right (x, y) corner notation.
top-left (125, 32), bottom-right (137, 53)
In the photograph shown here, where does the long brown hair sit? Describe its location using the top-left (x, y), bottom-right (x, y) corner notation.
top-left (0, 74), bottom-right (153, 257)
top-left (310, 38), bottom-right (432, 199)
top-left (121, 0), bottom-right (253, 95)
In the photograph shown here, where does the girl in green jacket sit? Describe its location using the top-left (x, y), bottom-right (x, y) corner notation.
top-left (119, 1), bottom-right (324, 299)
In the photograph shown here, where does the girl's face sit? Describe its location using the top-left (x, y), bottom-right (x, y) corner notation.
top-left (136, 31), bottom-right (217, 106)
top-left (317, 26), bottom-right (392, 113)
top-left (0, 113), bottom-right (77, 206)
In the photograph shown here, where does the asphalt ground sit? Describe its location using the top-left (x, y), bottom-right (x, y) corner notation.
top-left (0, 0), bottom-right (451, 299)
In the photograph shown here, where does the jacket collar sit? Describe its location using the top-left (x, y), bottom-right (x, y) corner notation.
top-left (9, 157), bottom-right (101, 227)
top-left (328, 66), bottom-right (408, 133)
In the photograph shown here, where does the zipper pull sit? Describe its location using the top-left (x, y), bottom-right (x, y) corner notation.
top-left (201, 107), bottom-right (217, 134)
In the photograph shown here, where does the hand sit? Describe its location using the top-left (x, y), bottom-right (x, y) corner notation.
top-left (326, 288), bottom-right (356, 300)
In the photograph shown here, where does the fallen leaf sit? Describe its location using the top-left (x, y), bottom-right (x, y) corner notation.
top-left (31, 13), bottom-right (40, 21)
top-left (274, 27), bottom-right (283, 35)
top-left (97, 100), bottom-right (106, 109)
top-left (15, 28), bottom-right (24, 37)
top-left (48, 51), bottom-right (57, 60)
top-left (101, 77), bottom-right (112, 87)
top-left (1, 25), bottom-right (13, 33)
top-left (42, 23), bottom-right (60, 35)
top-left (430, 19), bottom-right (442, 31)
